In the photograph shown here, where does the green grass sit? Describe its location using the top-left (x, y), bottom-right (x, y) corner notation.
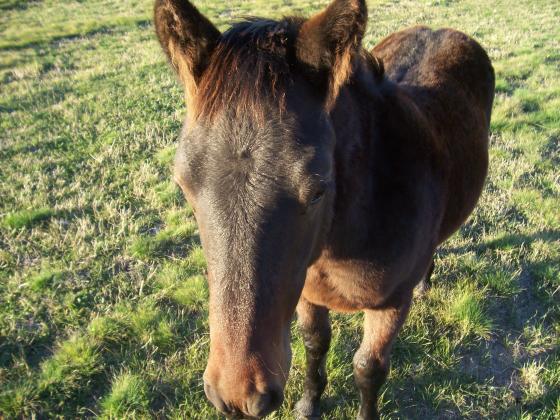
top-left (2, 208), bottom-right (56, 229)
top-left (100, 371), bottom-right (151, 419)
top-left (27, 268), bottom-right (63, 292)
top-left (1, 0), bottom-right (559, 418)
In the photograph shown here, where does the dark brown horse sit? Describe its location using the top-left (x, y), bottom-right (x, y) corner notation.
top-left (154, 0), bottom-right (494, 418)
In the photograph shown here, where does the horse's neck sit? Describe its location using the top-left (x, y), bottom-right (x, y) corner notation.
top-left (327, 68), bottom-right (432, 247)
top-left (329, 65), bottom-right (384, 182)
top-left (327, 74), bottom-right (380, 248)
top-left (330, 63), bottom-right (428, 170)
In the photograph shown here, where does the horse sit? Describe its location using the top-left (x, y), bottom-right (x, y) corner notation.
top-left (153, 0), bottom-right (495, 418)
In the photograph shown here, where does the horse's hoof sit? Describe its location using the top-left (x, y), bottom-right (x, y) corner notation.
top-left (413, 278), bottom-right (430, 298)
top-left (295, 397), bottom-right (321, 419)
top-left (356, 410), bottom-right (380, 420)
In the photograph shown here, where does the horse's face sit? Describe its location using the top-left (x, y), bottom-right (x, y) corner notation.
top-left (175, 102), bottom-right (335, 417)
top-left (154, 0), bottom-right (366, 417)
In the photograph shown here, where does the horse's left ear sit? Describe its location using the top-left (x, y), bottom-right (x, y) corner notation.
top-left (295, 0), bottom-right (367, 108)
top-left (154, 0), bottom-right (220, 107)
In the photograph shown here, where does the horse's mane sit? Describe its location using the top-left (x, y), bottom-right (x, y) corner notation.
top-left (194, 17), bottom-right (384, 121)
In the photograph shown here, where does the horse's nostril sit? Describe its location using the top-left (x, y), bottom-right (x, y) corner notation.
top-left (247, 388), bottom-right (283, 418)
top-left (204, 381), bottom-right (230, 415)
top-left (248, 392), bottom-right (270, 418)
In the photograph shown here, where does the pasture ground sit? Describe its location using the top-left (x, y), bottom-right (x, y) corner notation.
top-left (0, 0), bottom-right (559, 418)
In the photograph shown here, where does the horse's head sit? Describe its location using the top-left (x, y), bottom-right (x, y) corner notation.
top-left (154, 0), bottom-right (368, 417)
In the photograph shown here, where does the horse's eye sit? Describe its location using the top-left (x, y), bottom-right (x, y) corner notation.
top-left (310, 184), bottom-right (326, 205)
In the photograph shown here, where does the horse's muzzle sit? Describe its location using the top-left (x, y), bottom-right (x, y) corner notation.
top-left (204, 380), bottom-right (283, 419)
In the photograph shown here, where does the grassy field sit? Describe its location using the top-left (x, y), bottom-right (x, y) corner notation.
top-left (0, 0), bottom-right (559, 418)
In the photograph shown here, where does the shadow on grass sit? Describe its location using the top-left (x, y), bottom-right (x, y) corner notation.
top-left (0, 19), bottom-right (151, 52)
top-left (35, 299), bottom-right (207, 417)
top-left (131, 231), bottom-right (200, 261)
top-left (0, 206), bottom-right (96, 230)
top-left (0, 339), bottom-right (57, 372)
top-left (439, 229), bottom-right (560, 257)
top-left (0, 82), bottom-right (73, 114)
top-left (1, 208), bottom-right (56, 229)
top-left (0, 0), bottom-right (38, 11)
top-left (0, 136), bottom-right (74, 160)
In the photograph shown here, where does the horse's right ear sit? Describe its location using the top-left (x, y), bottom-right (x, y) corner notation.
top-left (296, 0), bottom-right (367, 109)
top-left (154, 0), bottom-right (220, 105)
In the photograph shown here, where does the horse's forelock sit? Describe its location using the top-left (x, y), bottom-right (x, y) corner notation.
top-left (194, 18), bottom-right (301, 122)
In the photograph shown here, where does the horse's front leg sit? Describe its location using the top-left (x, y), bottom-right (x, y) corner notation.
top-left (353, 290), bottom-right (413, 420)
top-left (295, 297), bottom-right (331, 419)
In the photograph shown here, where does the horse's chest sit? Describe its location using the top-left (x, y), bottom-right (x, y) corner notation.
top-left (301, 257), bottom-right (399, 312)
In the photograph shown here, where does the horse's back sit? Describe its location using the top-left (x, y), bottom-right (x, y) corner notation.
top-left (373, 26), bottom-right (495, 241)
top-left (373, 26), bottom-right (494, 117)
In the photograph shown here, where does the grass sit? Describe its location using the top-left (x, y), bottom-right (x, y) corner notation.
top-left (0, 0), bottom-right (558, 418)
top-left (2, 208), bottom-right (56, 229)
top-left (100, 371), bottom-right (151, 418)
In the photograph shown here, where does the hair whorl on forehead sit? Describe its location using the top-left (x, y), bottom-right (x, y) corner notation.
top-left (194, 18), bottom-right (301, 122)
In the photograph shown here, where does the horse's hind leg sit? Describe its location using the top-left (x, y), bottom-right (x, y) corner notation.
top-left (353, 290), bottom-right (413, 420)
top-left (295, 298), bottom-right (331, 419)
top-left (414, 258), bottom-right (435, 297)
